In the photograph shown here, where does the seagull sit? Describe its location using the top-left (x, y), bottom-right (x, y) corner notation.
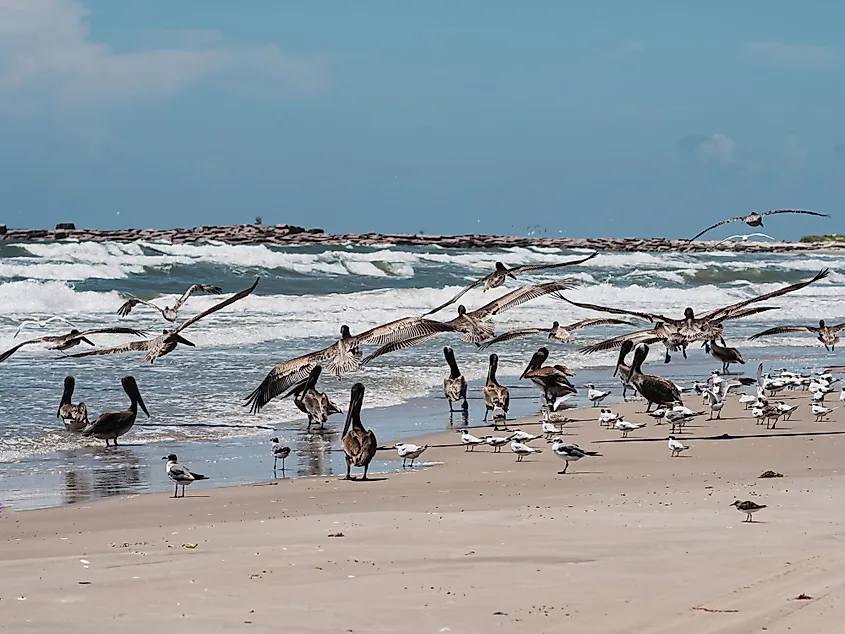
top-left (586, 384), bottom-right (611, 407)
top-left (541, 420), bottom-right (565, 438)
top-left (0, 326), bottom-right (147, 363)
top-left (271, 438), bottom-right (291, 473)
top-left (812, 403), bottom-right (835, 421)
top-left (483, 435), bottom-right (510, 452)
top-left (394, 443), bottom-right (428, 468)
top-left (667, 435), bottom-right (689, 457)
top-left (688, 209), bottom-right (828, 241)
top-left (549, 394), bottom-right (577, 411)
top-left (731, 500), bottom-right (766, 522)
top-left (738, 393), bottom-right (757, 409)
top-left (775, 402), bottom-right (798, 420)
top-left (13, 316), bottom-right (75, 338)
top-left (615, 420), bottom-right (645, 438)
top-left (163, 453), bottom-right (209, 498)
top-left (551, 440), bottom-right (599, 474)
top-left (598, 408), bottom-right (621, 427)
top-left (460, 429), bottom-right (484, 451)
top-left (478, 317), bottom-right (631, 348)
top-left (707, 387), bottom-right (726, 420)
top-left (715, 233), bottom-right (776, 244)
top-left (508, 430), bottom-right (542, 443)
top-left (510, 440), bottom-right (543, 462)
top-left (117, 284), bottom-right (223, 322)
top-left (424, 252), bottom-right (597, 316)
top-left (751, 320), bottom-right (845, 352)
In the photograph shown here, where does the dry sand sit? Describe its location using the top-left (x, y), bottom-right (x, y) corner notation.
top-left (3, 387), bottom-right (845, 633)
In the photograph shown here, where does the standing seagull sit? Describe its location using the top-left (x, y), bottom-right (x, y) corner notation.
top-left (551, 440), bottom-right (599, 474)
top-left (751, 320), bottom-right (845, 352)
top-left (163, 453), bottom-right (208, 498)
top-left (69, 279), bottom-right (259, 363)
top-left (14, 316), bottom-right (75, 338)
top-left (424, 252), bottom-right (597, 316)
top-left (479, 318), bottom-right (631, 348)
top-left (393, 443), bottom-right (428, 468)
top-left (340, 383), bottom-right (378, 481)
top-left (81, 376), bottom-right (149, 446)
top-left (270, 437), bottom-right (291, 473)
top-left (731, 500), bottom-right (766, 522)
top-left (0, 327), bottom-right (147, 363)
top-left (667, 435), bottom-right (689, 457)
top-left (586, 384), bottom-right (610, 407)
top-left (117, 284), bottom-right (223, 322)
top-left (688, 209), bottom-right (828, 241)
top-left (482, 353), bottom-right (510, 423)
top-left (56, 376), bottom-right (89, 432)
top-left (442, 346), bottom-right (468, 412)
top-left (510, 440), bottom-right (542, 462)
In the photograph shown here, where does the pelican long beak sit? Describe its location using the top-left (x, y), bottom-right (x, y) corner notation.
top-left (175, 334), bottom-right (195, 347)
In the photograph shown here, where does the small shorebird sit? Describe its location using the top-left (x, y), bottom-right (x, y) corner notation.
top-left (812, 403), bottom-right (835, 421)
top-left (688, 209), bottom-right (828, 241)
top-left (163, 453), bottom-right (208, 498)
top-left (551, 440), bottom-right (599, 474)
top-left (598, 408), bottom-right (621, 427)
top-left (775, 402), bottom-right (798, 420)
top-left (478, 317), bottom-right (631, 348)
top-left (270, 438), bottom-right (291, 473)
top-left (117, 284), bottom-right (223, 322)
top-left (510, 440), bottom-right (542, 462)
top-left (483, 435), bottom-right (510, 452)
top-left (615, 420), bottom-right (645, 438)
top-left (56, 376), bottom-right (89, 432)
top-left (341, 383), bottom-right (378, 480)
top-left (442, 346), bottom-right (468, 412)
top-left (508, 430), bottom-right (541, 443)
top-left (482, 353), bottom-right (510, 423)
top-left (394, 442), bottom-right (427, 468)
top-left (586, 384), bottom-right (610, 406)
top-left (460, 429), bottom-right (484, 451)
top-left (14, 315), bottom-right (75, 338)
top-left (81, 376), bottom-right (149, 446)
top-left (706, 386), bottom-right (726, 420)
top-left (0, 326), bottom-right (147, 363)
top-left (542, 419), bottom-right (564, 438)
top-left (738, 393), bottom-right (757, 409)
top-left (667, 435), bottom-right (689, 457)
top-left (424, 252), bottom-right (596, 316)
top-left (751, 319), bottom-right (845, 352)
top-left (731, 500), bottom-right (766, 522)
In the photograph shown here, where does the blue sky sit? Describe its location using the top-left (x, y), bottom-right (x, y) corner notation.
top-left (0, 1), bottom-right (842, 239)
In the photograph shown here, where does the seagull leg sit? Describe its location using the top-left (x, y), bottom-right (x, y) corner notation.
top-left (559, 462), bottom-right (569, 474)
top-left (173, 483), bottom-right (178, 498)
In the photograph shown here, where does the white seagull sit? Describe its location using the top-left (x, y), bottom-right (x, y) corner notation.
top-left (510, 440), bottom-right (543, 462)
top-left (508, 430), bottom-right (541, 443)
top-left (667, 436), bottom-right (689, 457)
top-left (615, 420), bottom-right (645, 438)
top-left (14, 316), bottom-right (76, 338)
top-left (163, 453), bottom-right (209, 498)
top-left (483, 435), bottom-right (510, 452)
top-left (707, 388), bottom-right (725, 420)
top-left (586, 384), bottom-right (611, 407)
top-left (598, 408), bottom-right (621, 427)
top-left (270, 437), bottom-right (291, 472)
top-left (775, 402), bottom-right (798, 420)
top-left (542, 420), bottom-right (565, 438)
top-left (738, 393), bottom-right (757, 409)
top-left (812, 404), bottom-right (835, 422)
top-left (394, 442), bottom-right (428, 468)
top-left (460, 429), bottom-right (484, 451)
top-left (551, 440), bottom-right (599, 474)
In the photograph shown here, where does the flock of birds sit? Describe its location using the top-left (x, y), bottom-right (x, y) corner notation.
top-left (2, 209), bottom-right (838, 507)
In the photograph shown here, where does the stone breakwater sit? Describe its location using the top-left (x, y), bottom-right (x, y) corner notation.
top-left (0, 223), bottom-right (839, 252)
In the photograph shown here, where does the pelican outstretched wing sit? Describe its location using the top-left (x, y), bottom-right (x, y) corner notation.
top-left (472, 280), bottom-right (579, 319)
top-left (688, 216), bottom-right (747, 241)
top-left (172, 284), bottom-right (224, 311)
top-left (173, 278), bottom-right (259, 335)
top-left (509, 251), bottom-right (598, 274)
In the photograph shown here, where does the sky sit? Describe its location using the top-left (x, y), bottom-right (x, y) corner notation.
top-left (0, 0), bottom-right (843, 239)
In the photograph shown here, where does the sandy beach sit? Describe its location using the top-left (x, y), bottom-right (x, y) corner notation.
top-left (3, 386), bottom-right (845, 633)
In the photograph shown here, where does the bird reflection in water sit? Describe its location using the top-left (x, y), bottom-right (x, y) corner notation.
top-left (449, 408), bottom-right (469, 428)
top-left (61, 447), bottom-right (144, 504)
top-left (300, 426), bottom-right (337, 477)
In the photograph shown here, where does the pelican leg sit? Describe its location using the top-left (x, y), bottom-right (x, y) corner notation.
top-left (682, 344), bottom-right (688, 359)
top-left (483, 407), bottom-right (490, 422)
top-left (664, 349), bottom-right (671, 364)
top-left (113, 437), bottom-right (119, 446)
top-left (344, 456), bottom-right (353, 480)
top-left (273, 457), bottom-right (277, 474)
top-left (362, 464), bottom-right (369, 481)
top-left (462, 398), bottom-right (468, 411)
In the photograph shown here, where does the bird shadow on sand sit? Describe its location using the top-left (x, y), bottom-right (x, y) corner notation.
top-left (557, 470), bottom-right (604, 476)
top-left (341, 476), bottom-right (388, 483)
top-left (597, 429), bottom-right (845, 444)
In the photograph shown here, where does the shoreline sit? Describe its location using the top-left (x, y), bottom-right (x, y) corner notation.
top-left (0, 222), bottom-right (841, 252)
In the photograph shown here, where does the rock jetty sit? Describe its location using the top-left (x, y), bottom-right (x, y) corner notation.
top-left (0, 223), bottom-right (839, 253)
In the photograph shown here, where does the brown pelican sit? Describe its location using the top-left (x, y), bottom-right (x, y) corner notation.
top-left (0, 327), bottom-right (147, 363)
top-left (478, 318), bottom-right (631, 349)
top-left (57, 376), bottom-right (89, 432)
top-left (341, 383), bottom-right (378, 480)
top-left (244, 315), bottom-right (456, 414)
top-left (82, 376), bottom-right (149, 446)
top-left (629, 343), bottom-right (682, 412)
top-left (291, 365), bottom-right (342, 430)
top-left (482, 353), bottom-right (510, 422)
top-left (14, 316), bottom-right (75, 338)
top-left (443, 346), bottom-right (468, 412)
top-left (424, 251), bottom-right (596, 315)
top-left (67, 278), bottom-right (259, 363)
top-left (703, 338), bottom-right (745, 374)
top-left (117, 284), bottom-right (223, 322)
top-left (581, 322), bottom-right (688, 363)
top-left (688, 209), bottom-right (828, 241)
top-left (520, 347), bottom-right (577, 407)
top-left (751, 319), bottom-right (845, 351)
top-left (613, 340), bottom-right (637, 399)
top-left (163, 454), bottom-right (208, 498)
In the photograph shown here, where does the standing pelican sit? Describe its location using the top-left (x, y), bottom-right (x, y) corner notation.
top-left (479, 318), bottom-right (631, 348)
top-left (688, 209), bottom-right (828, 241)
top-left (443, 346), bottom-right (468, 412)
top-left (291, 365), bottom-right (342, 430)
top-left (482, 353), bottom-right (510, 423)
top-left (613, 340), bottom-right (637, 399)
top-left (520, 347), bottom-right (577, 407)
top-left (56, 376), bottom-right (88, 432)
top-left (629, 344), bottom-right (682, 412)
top-left (117, 284), bottom-right (223, 322)
top-left (341, 383), bottom-right (378, 481)
top-left (704, 338), bottom-right (745, 374)
top-left (81, 376), bottom-right (149, 446)
top-left (751, 319), bottom-right (845, 352)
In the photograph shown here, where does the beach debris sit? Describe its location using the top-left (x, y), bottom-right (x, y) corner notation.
top-left (693, 606), bottom-right (739, 613)
top-left (794, 593), bottom-right (813, 600)
top-left (759, 470), bottom-right (784, 478)
top-left (328, 532), bottom-right (345, 538)
top-left (168, 543), bottom-right (198, 549)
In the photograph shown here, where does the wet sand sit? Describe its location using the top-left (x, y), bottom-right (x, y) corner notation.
top-left (2, 387), bottom-right (845, 633)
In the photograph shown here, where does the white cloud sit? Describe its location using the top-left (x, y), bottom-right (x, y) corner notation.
top-left (677, 133), bottom-right (735, 161)
top-left (0, 0), bottom-right (329, 110)
top-left (743, 41), bottom-right (839, 68)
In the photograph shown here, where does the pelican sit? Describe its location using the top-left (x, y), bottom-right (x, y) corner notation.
top-left (0, 327), bottom-right (147, 363)
top-left (442, 347), bottom-right (468, 412)
top-left (580, 321), bottom-right (689, 363)
top-left (613, 340), bottom-right (637, 399)
top-left (393, 442), bottom-right (428, 468)
top-left (629, 344), bottom-right (682, 412)
top-left (478, 318), bottom-right (631, 349)
top-left (341, 383), bottom-right (378, 480)
top-left (56, 376), bottom-right (88, 432)
top-left (290, 365), bottom-right (342, 430)
top-left (689, 209), bottom-right (828, 241)
top-left (14, 316), bottom-right (75, 338)
top-left (424, 251), bottom-right (596, 315)
top-left (703, 338), bottom-right (745, 374)
top-left (716, 233), bottom-right (776, 244)
top-left (271, 438), bottom-right (291, 473)
top-left (81, 376), bottom-right (149, 446)
top-left (482, 353), bottom-right (510, 423)
top-left (117, 284), bottom-right (223, 322)
top-left (163, 453), bottom-right (208, 498)
top-left (68, 279), bottom-right (259, 363)
top-left (520, 347), bottom-right (576, 407)
top-left (751, 319), bottom-right (845, 352)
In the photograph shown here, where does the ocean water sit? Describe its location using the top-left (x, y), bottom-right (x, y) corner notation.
top-left (0, 240), bottom-right (842, 509)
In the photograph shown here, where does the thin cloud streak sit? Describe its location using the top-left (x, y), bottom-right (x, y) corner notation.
top-left (743, 41), bottom-right (839, 68)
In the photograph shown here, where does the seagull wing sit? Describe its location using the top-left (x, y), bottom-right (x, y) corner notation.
top-left (244, 345), bottom-right (336, 414)
top-left (477, 327), bottom-right (548, 349)
top-left (761, 209), bottom-right (829, 219)
top-left (749, 325), bottom-right (816, 340)
top-left (552, 294), bottom-right (670, 323)
top-left (688, 216), bottom-right (747, 241)
top-left (471, 280), bottom-right (579, 319)
top-left (352, 316), bottom-right (457, 346)
top-left (172, 284), bottom-right (224, 311)
top-left (423, 277), bottom-right (488, 316)
top-left (756, 362), bottom-right (765, 391)
top-left (173, 278), bottom-right (259, 335)
top-left (509, 251), bottom-right (598, 274)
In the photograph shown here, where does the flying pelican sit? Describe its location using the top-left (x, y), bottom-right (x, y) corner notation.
top-left (716, 233), bottom-right (776, 244)
top-left (14, 316), bottom-right (75, 338)
top-left (56, 376), bottom-right (88, 432)
top-left (81, 376), bottom-right (149, 446)
top-left (482, 353), bottom-right (510, 423)
top-left (163, 453), bottom-right (208, 498)
top-left (478, 318), bottom-right (631, 349)
top-left (289, 365), bottom-right (342, 430)
top-left (0, 327), bottom-right (147, 363)
top-left (341, 383), bottom-right (378, 481)
top-left (67, 279), bottom-right (259, 364)
top-left (424, 251), bottom-right (596, 316)
top-left (442, 346), bottom-right (468, 412)
top-left (751, 319), bottom-right (845, 351)
top-left (629, 344), bottom-right (682, 412)
top-left (703, 338), bottom-right (745, 374)
top-left (688, 209), bottom-right (828, 241)
top-left (117, 284), bottom-right (223, 322)
top-left (520, 347), bottom-right (576, 407)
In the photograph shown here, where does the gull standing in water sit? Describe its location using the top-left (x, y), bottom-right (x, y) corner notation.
top-left (478, 317), bottom-right (631, 348)
top-left (751, 319), bottom-right (845, 352)
top-left (163, 453), bottom-right (208, 498)
top-left (688, 209), bottom-right (828, 241)
top-left (442, 346), bottom-right (468, 412)
top-left (117, 284), bottom-right (223, 322)
top-left (393, 443), bottom-right (428, 468)
top-left (341, 383), bottom-right (378, 480)
top-left (56, 376), bottom-right (89, 432)
top-left (0, 327), bottom-right (147, 363)
top-left (271, 438), bottom-right (291, 473)
top-left (82, 376), bottom-right (149, 446)
top-left (14, 316), bottom-right (75, 338)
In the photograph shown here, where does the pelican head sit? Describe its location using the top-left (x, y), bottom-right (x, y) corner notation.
top-left (457, 305), bottom-right (467, 316)
top-left (340, 325), bottom-right (352, 338)
top-left (162, 453), bottom-right (177, 461)
top-left (122, 376), bottom-right (150, 418)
